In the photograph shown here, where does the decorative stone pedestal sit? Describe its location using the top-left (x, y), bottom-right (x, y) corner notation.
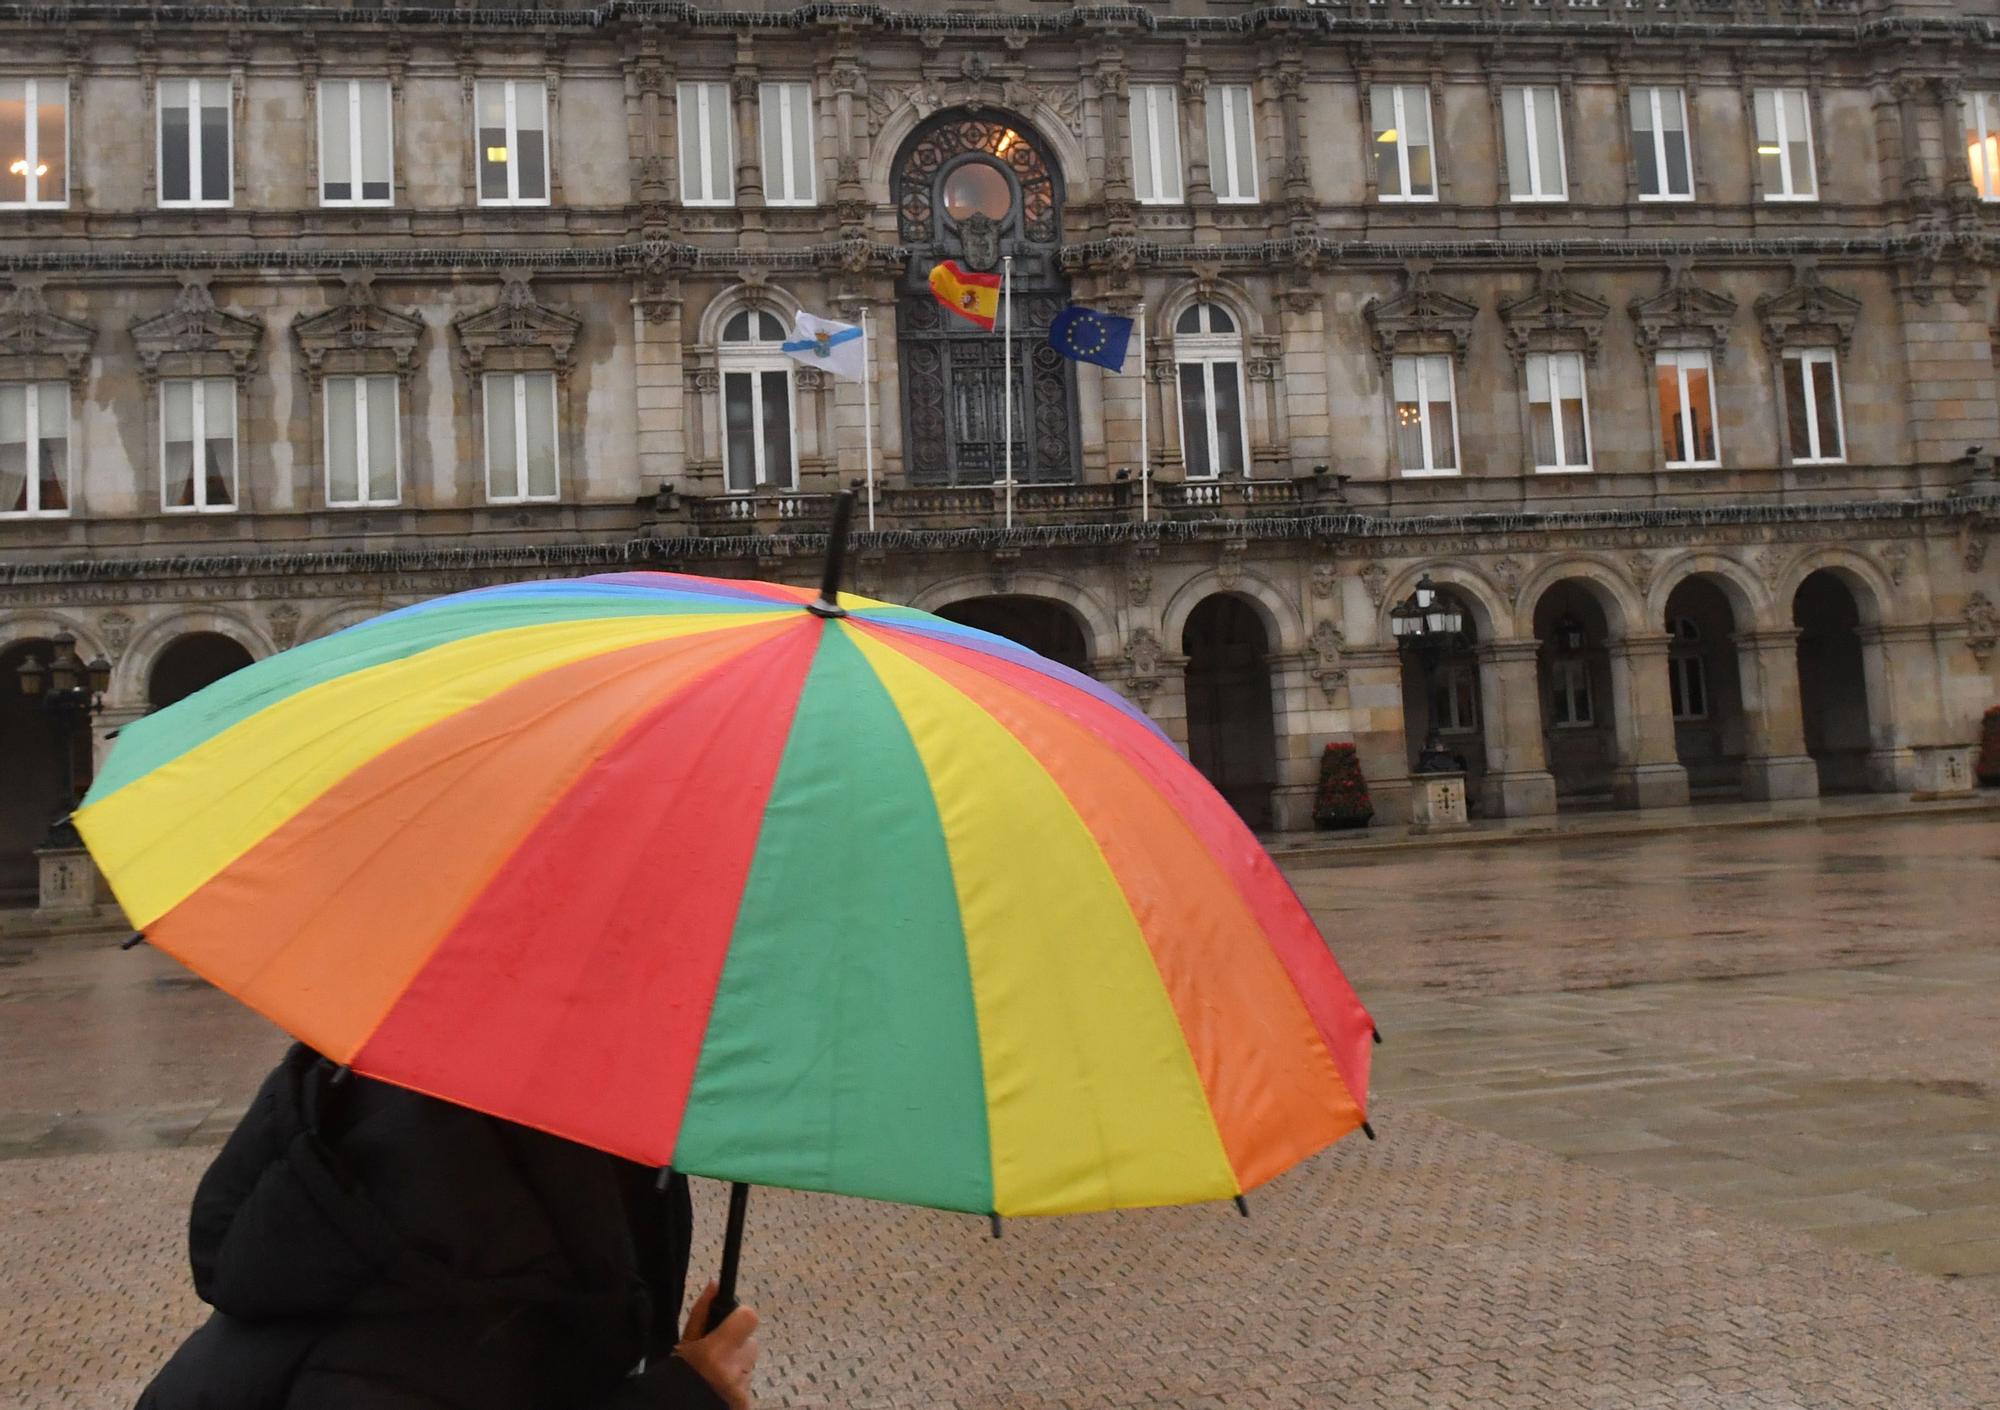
top-left (1408, 771), bottom-right (1470, 834)
top-left (1910, 745), bottom-right (1976, 800)
top-left (35, 846), bottom-right (106, 916)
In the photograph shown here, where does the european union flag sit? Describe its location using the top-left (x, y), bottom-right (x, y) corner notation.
top-left (1048, 305), bottom-right (1135, 371)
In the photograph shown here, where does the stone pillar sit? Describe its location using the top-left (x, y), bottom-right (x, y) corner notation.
top-left (1733, 629), bottom-right (1820, 801)
top-left (1476, 639), bottom-right (1558, 818)
top-left (1266, 650), bottom-right (1323, 833)
top-left (1607, 634), bottom-right (1691, 809)
top-left (1860, 623), bottom-right (1930, 790)
top-left (632, 287), bottom-right (686, 493)
top-left (1344, 645), bottom-right (1413, 825)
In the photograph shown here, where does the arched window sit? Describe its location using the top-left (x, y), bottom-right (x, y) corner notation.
top-left (719, 309), bottom-right (796, 493)
top-left (1173, 302), bottom-right (1248, 479)
top-left (1667, 615), bottom-right (1707, 720)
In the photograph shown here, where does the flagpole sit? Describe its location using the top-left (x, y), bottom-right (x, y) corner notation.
top-left (1137, 302), bottom-right (1149, 523)
top-left (1002, 256), bottom-right (1014, 532)
top-left (861, 307), bottom-right (876, 533)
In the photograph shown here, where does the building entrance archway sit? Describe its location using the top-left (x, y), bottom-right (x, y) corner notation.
top-left (1397, 588), bottom-right (1487, 805)
top-left (1532, 582), bottom-right (1619, 804)
top-left (1792, 571), bottom-right (1874, 793)
top-left (148, 633), bottom-right (255, 710)
top-left (1182, 594), bottom-right (1277, 830)
top-left (933, 595), bottom-right (1091, 675)
top-left (1663, 576), bottom-right (1748, 797)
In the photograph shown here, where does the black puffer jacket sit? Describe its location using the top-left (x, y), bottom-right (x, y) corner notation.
top-left (138, 1044), bottom-right (726, 1410)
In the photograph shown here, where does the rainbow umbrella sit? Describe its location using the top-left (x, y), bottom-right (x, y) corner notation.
top-left (76, 498), bottom-right (1373, 1312)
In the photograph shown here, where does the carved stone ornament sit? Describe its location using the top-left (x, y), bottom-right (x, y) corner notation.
top-left (0, 284), bottom-right (96, 387)
top-left (1969, 533), bottom-right (1990, 576)
top-left (1752, 543), bottom-right (1788, 587)
top-left (291, 278), bottom-right (425, 385)
top-left (1128, 546), bottom-right (1156, 607)
top-left (1361, 265), bottom-right (1479, 371)
top-left (452, 277), bottom-right (582, 378)
top-left (1493, 556), bottom-right (1524, 600)
top-left (1309, 619), bottom-right (1348, 700)
top-left (1629, 262), bottom-right (1739, 357)
top-left (1627, 552), bottom-right (1656, 595)
top-left (1123, 626), bottom-right (1163, 706)
top-left (989, 547), bottom-right (1021, 595)
top-left (129, 281), bottom-right (264, 384)
top-left (1497, 264), bottom-right (1612, 367)
top-left (266, 602), bottom-right (302, 652)
top-left (1755, 263), bottom-right (1863, 357)
top-left (98, 610), bottom-right (135, 662)
top-left (1880, 543), bottom-right (1910, 589)
top-left (1310, 563), bottom-right (1337, 600)
top-left (1967, 591), bottom-right (1997, 667)
top-left (1358, 563), bottom-right (1389, 608)
top-left (1217, 539), bottom-right (1247, 591)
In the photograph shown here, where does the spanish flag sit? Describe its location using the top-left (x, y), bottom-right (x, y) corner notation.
top-left (929, 260), bottom-right (1003, 331)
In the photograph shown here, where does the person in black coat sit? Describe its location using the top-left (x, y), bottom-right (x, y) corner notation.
top-left (137, 1044), bottom-right (760, 1410)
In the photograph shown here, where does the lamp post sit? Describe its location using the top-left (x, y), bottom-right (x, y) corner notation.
top-left (1389, 573), bottom-right (1467, 775)
top-left (14, 632), bottom-right (112, 848)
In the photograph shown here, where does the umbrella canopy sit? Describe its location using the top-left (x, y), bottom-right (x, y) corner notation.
top-left (77, 570), bottom-right (1372, 1219)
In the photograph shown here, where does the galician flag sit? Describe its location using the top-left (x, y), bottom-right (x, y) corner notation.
top-left (781, 310), bottom-right (867, 382)
top-left (929, 260), bottom-right (1003, 331)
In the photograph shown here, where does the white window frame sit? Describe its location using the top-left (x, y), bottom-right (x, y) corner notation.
top-left (718, 312), bottom-right (799, 494)
top-left (1173, 305), bottom-right (1250, 481)
top-left (1392, 353), bottom-right (1461, 477)
top-left (1965, 92), bottom-right (2000, 202)
top-left (1503, 86), bottom-right (1567, 202)
top-left (160, 377), bottom-right (238, 514)
top-left (1782, 347), bottom-right (1846, 466)
top-left (318, 78), bottom-right (394, 208)
top-left (1526, 351), bottom-right (1592, 475)
top-left (1373, 84), bottom-right (1437, 204)
top-left (0, 381), bottom-right (69, 517)
top-left (323, 374), bottom-right (402, 508)
top-left (1632, 85), bottom-right (1694, 202)
top-left (1551, 656), bottom-right (1594, 728)
top-left (1668, 618), bottom-right (1708, 722)
top-left (1, 78), bottom-right (68, 208)
top-left (157, 76), bottom-right (233, 209)
top-left (1130, 84), bottom-right (1184, 205)
top-left (475, 79), bottom-right (550, 207)
top-left (482, 370), bottom-right (560, 504)
top-left (758, 81), bottom-right (816, 207)
top-left (678, 81), bottom-right (735, 207)
top-left (1754, 87), bottom-right (1817, 202)
top-left (1657, 348), bottom-right (1721, 469)
top-left (1206, 83), bottom-right (1259, 204)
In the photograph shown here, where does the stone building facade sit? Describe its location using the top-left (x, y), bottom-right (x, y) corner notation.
top-left (3, 0), bottom-right (1999, 897)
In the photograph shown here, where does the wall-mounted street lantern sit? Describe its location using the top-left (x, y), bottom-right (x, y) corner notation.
top-left (13, 632), bottom-right (111, 847)
top-left (1554, 613), bottom-right (1587, 653)
top-left (1390, 573), bottom-right (1467, 775)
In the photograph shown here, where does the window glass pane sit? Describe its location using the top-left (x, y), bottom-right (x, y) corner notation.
top-left (706, 91), bottom-right (731, 204)
top-left (200, 92), bottom-right (229, 201)
top-left (162, 382), bottom-right (193, 507)
top-left (366, 376), bottom-right (398, 500)
top-left (485, 374), bottom-right (519, 498)
top-left (1687, 659), bottom-right (1706, 718)
top-left (1784, 90), bottom-right (1814, 196)
top-left (1684, 356), bottom-right (1715, 462)
top-left (1754, 88), bottom-right (1780, 193)
top-left (1969, 96), bottom-right (1997, 200)
top-left (1393, 356), bottom-right (1424, 470)
top-left (790, 86), bottom-right (813, 202)
top-left (1178, 363), bottom-right (1211, 478)
top-left (1212, 361), bottom-right (1245, 476)
top-left (359, 81), bottom-right (391, 199)
top-left (1655, 358), bottom-right (1683, 461)
top-left (37, 85), bottom-right (66, 204)
top-left (0, 385), bottom-right (25, 512)
top-left (1205, 93), bottom-right (1230, 198)
top-left (1783, 356), bottom-right (1812, 459)
top-left (759, 370), bottom-right (792, 488)
top-left (515, 85), bottom-right (547, 201)
top-left (203, 379), bottom-right (235, 507)
top-left (1424, 355), bottom-right (1455, 469)
top-left (1528, 355), bottom-right (1558, 467)
top-left (1631, 90), bottom-right (1660, 196)
top-left (1533, 88), bottom-right (1563, 196)
top-left (327, 377), bottom-right (358, 502)
top-left (1557, 356), bottom-right (1588, 468)
top-left (162, 97), bottom-right (191, 202)
top-left (1130, 88), bottom-right (1155, 200)
top-left (0, 81), bottom-right (24, 204)
top-left (1503, 89), bottom-right (1530, 196)
top-left (1403, 90), bottom-right (1433, 197)
top-left (524, 372), bottom-right (556, 497)
top-left (1661, 92), bottom-right (1691, 195)
top-left (760, 90), bottom-right (784, 201)
top-left (724, 371), bottom-right (756, 492)
top-left (321, 82), bottom-right (352, 200)
top-left (1373, 88), bottom-right (1402, 197)
top-left (478, 83), bottom-right (509, 200)
top-left (1811, 358), bottom-right (1842, 460)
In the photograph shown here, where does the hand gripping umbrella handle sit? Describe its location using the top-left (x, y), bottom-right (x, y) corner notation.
top-left (704, 1181), bottom-right (752, 1335)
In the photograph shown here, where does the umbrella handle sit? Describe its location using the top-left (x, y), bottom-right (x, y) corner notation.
top-left (704, 1181), bottom-right (752, 1335)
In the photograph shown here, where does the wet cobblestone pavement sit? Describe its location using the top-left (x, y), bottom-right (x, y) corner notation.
top-left (5, 814), bottom-right (1997, 1408)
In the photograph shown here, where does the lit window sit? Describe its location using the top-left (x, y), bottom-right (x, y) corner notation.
top-left (719, 310), bottom-right (796, 493)
top-left (324, 374), bottom-right (400, 507)
top-left (678, 81), bottom-right (734, 207)
top-left (0, 79), bottom-right (67, 207)
top-left (320, 79), bottom-right (393, 206)
top-left (476, 79), bottom-right (549, 205)
top-left (1551, 657), bottom-right (1593, 727)
top-left (1131, 84), bottom-right (1183, 204)
top-left (1754, 88), bottom-right (1816, 200)
top-left (1668, 617), bottom-right (1708, 721)
top-left (1174, 303), bottom-right (1248, 480)
top-left (1206, 84), bottom-right (1258, 203)
top-left (1781, 348), bottom-right (1844, 464)
top-left (483, 371), bottom-right (559, 502)
top-left (1502, 86), bottom-right (1566, 201)
top-left (162, 377), bottom-right (237, 512)
top-left (1392, 353), bottom-right (1458, 475)
top-left (759, 81), bottom-right (816, 206)
top-left (1631, 86), bottom-right (1693, 201)
top-left (0, 382), bottom-right (68, 516)
top-left (1965, 93), bottom-right (2000, 201)
top-left (1526, 351), bottom-right (1591, 473)
top-left (1655, 349), bottom-right (1719, 468)
top-left (159, 77), bottom-right (232, 207)
top-left (1373, 85), bottom-right (1436, 202)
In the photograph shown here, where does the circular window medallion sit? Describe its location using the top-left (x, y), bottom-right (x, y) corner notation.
top-left (943, 161), bottom-right (1013, 222)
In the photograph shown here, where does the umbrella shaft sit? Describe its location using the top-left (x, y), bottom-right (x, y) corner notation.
top-left (706, 1180), bottom-right (751, 1335)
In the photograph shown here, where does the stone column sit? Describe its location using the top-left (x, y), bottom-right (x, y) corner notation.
top-left (1344, 645), bottom-right (1413, 825)
top-left (1182, 63), bottom-right (1214, 208)
top-left (1266, 649), bottom-right (1323, 832)
top-left (632, 282), bottom-right (686, 494)
top-left (1476, 639), bottom-right (1558, 818)
top-left (1732, 628), bottom-right (1820, 800)
top-left (1859, 623), bottom-right (1928, 790)
top-left (1607, 633), bottom-right (1691, 809)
